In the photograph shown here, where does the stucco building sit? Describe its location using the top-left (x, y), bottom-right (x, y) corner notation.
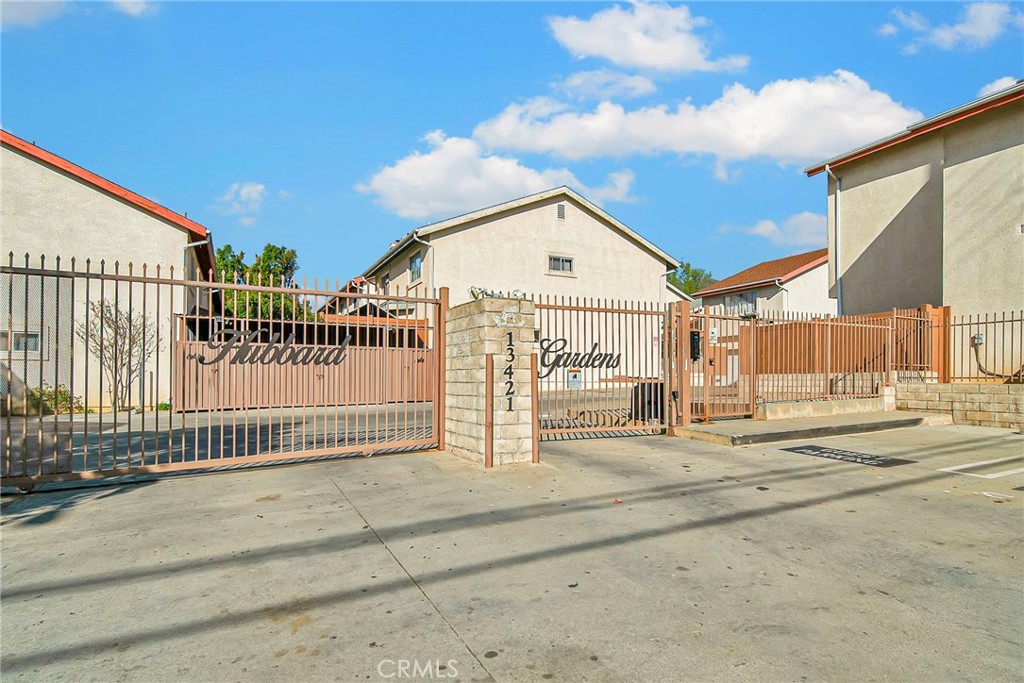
top-left (693, 248), bottom-right (836, 316)
top-left (1, 130), bottom-right (217, 410)
top-left (355, 187), bottom-right (686, 308)
top-left (805, 80), bottom-right (1024, 316)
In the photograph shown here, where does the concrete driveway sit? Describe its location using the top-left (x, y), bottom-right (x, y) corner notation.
top-left (2, 425), bottom-right (1022, 682)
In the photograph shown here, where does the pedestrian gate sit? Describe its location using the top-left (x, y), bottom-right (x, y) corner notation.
top-left (533, 296), bottom-right (673, 439)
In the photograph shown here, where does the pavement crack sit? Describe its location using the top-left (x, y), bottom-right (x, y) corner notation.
top-left (328, 475), bottom-right (496, 682)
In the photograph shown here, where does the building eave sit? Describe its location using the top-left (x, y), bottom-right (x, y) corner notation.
top-left (666, 280), bottom-right (694, 302)
top-left (804, 82), bottom-right (1024, 177)
top-left (693, 278), bottom-right (781, 299)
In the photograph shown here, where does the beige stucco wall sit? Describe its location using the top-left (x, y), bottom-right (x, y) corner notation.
top-left (1, 145), bottom-right (205, 408)
top-left (941, 104), bottom-right (1024, 314)
top-left (824, 99), bottom-right (1023, 316)
top-left (827, 135), bottom-right (944, 315)
top-left (371, 195), bottom-right (676, 308)
top-left (783, 263), bottom-right (837, 315)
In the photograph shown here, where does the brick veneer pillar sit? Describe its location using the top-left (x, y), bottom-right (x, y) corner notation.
top-left (444, 298), bottom-right (535, 465)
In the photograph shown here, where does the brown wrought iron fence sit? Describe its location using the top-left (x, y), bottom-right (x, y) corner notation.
top-left (1, 253), bottom-right (447, 487)
top-left (948, 310), bottom-right (1024, 382)
top-left (754, 311), bottom-right (890, 403)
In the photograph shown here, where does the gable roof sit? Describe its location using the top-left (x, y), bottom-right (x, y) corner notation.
top-left (362, 186), bottom-right (677, 278)
top-left (693, 248), bottom-right (828, 298)
top-left (805, 79), bottom-right (1024, 177)
top-left (1, 129), bottom-right (215, 274)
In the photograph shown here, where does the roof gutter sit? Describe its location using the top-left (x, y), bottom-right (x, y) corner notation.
top-left (694, 277), bottom-right (783, 299)
top-left (362, 231), bottom-right (417, 279)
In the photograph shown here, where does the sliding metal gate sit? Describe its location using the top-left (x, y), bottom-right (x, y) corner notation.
top-left (1, 254), bottom-right (447, 488)
top-left (534, 296), bottom-right (672, 439)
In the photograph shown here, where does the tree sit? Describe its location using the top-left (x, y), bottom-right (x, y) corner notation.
top-left (215, 243), bottom-right (312, 320)
top-left (76, 299), bottom-right (159, 411)
top-left (669, 261), bottom-right (717, 295)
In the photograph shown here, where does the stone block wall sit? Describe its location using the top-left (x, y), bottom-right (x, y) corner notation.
top-left (445, 297), bottom-right (535, 465)
top-left (896, 382), bottom-right (1023, 428)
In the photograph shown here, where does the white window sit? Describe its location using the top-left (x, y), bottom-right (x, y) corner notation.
top-left (548, 255), bottom-right (574, 273)
top-left (380, 274), bottom-right (390, 294)
top-left (1, 331), bottom-right (42, 355)
top-left (409, 251), bottom-right (423, 283)
top-left (724, 291), bottom-right (757, 315)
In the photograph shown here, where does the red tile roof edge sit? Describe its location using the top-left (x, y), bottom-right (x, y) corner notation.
top-left (694, 249), bottom-right (828, 298)
top-left (1, 129), bottom-right (209, 241)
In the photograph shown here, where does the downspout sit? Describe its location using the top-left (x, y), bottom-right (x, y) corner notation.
top-left (182, 239), bottom-right (209, 280)
top-left (825, 164), bottom-right (843, 315)
top-left (410, 231), bottom-right (434, 294)
top-left (658, 265), bottom-right (678, 307)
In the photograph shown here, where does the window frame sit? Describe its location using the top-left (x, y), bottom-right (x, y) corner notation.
top-left (546, 254), bottom-right (575, 277)
top-left (1, 330), bottom-right (44, 359)
top-left (409, 251), bottom-right (423, 285)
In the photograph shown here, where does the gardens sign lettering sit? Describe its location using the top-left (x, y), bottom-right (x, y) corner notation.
top-left (188, 328), bottom-right (352, 366)
top-left (538, 338), bottom-right (621, 379)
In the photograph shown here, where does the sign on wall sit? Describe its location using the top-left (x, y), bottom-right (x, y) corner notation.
top-left (187, 328), bottom-right (352, 366)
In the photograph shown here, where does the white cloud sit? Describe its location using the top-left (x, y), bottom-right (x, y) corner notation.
top-left (1, 1), bottom-right (67, 27)
top-left (1, 0), bottom-right (154, 27)
top-left (725, 211), bottom-right (827, 247)
top-left (712, 159), bottom-right (740, 183)
top-left (474, 70), bottom-right (922, 167)
top-left (556, 69), bottom-right (657, 100)
top-left (548, 2), bottom-right (748, 73)
top-left (211, 181), bottom-right (267, 226)
top-left (877, 22), bottom-right (899, 37)
top-left (887, 3), bottom-right (1024, 54)
top-left (109, 0), bottom-right (155, 18)
top-left (891, 8), bottom-right (929, 32)
top-left (978, 75), bottom-right (1019, 96)
top-left (356, 130), bottom-right (635, 220)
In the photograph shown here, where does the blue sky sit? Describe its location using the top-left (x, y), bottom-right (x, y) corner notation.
top-left (2, 1), bottom-right (1021, 286)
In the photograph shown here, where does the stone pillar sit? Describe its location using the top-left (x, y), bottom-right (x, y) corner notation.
top-left (445, 297), bottom-right (535, 466)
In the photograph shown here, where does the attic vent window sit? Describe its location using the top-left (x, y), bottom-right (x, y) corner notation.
top-left (557, 204), bottom-right (565, 220)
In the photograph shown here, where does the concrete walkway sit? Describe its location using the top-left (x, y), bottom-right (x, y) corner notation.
top-left (2, 424), bottom-right (1021, 681)
top-left (675, 410), bottom-right (952, 446)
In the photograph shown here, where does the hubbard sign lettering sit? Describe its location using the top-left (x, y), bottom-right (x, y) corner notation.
top-left (191, 328), bottom-right (352, 366)
top-left (538, 338), bottom-right (621, 379)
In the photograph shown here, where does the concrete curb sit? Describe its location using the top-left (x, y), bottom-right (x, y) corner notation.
top-left (675, 414), bottom-right (952, 447)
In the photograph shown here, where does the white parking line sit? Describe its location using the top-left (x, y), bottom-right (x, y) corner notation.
top-left (937, 455), bottom-right (1024, 479)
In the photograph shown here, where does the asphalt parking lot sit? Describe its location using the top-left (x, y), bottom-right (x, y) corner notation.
top-left (2, 424), bottom-right (1022, 682)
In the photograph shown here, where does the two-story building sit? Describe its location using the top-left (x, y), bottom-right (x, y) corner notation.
top-left (356, 186), bottom-right (687, 307)
top-left (804, 80), bottom-right (1024, 315)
